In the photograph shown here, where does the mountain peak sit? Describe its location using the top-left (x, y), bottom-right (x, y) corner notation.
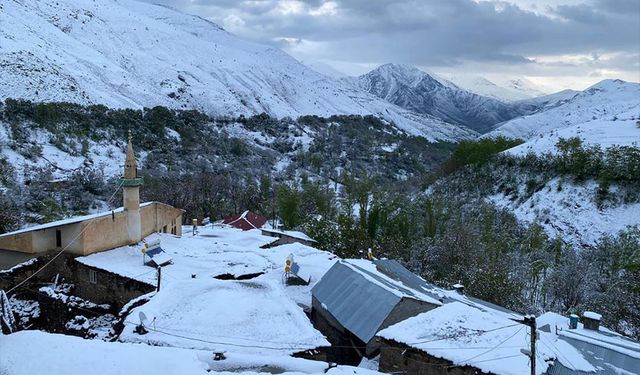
top-left (349, 64), bottom-right (522, 133)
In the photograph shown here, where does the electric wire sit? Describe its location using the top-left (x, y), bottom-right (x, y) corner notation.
top-left (6, 180), bottom-right (124, 294)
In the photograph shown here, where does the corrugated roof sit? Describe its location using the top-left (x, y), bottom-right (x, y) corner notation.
top-left (312, 261), bottom-right (402, 343)
top-left (312, 259), bottom-right (442, 343)
top-left (222, 211), bottom-right (267, 231)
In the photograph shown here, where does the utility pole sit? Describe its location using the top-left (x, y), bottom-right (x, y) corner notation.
top-left (156, 266), bottom-right (162, 292)
top-left (515, 315), bottom-right (536, 375)
top-left (529, 315), bottom-right (536, 375)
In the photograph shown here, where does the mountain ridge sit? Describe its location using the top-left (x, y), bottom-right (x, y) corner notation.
top-left (344, 63), bottom-right (524, 133)
top-left (0, 0), bottom-right (475, 141)
top-left (487, 79), bottom-right (640, 140)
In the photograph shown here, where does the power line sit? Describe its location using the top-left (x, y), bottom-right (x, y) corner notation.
top-left (407, 323), bottom-right (521, 345)
top-left (6, 180), bottom-right (124, 294)
top-left (457, 326), bottom-right (525, 364)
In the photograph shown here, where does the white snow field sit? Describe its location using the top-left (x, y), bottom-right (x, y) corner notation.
top-left (0, 120), bottom-right (127, 181)
top-left (488, 79), bottom-right (640, 140)
top-left (0, 331), bottom-right (382, 375)
top-left (0, 0), bottom-right (475, 141)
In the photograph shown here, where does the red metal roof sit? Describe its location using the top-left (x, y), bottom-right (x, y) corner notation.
top-left (222, 210), bottom-right (268, 231)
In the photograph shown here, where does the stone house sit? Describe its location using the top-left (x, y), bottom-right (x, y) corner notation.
top-left (260, 228), bottom-right (316, 248)
top-left (222, 210), bottom-right (267, 231)
top-left (310, 259), bottom-right (443, 363)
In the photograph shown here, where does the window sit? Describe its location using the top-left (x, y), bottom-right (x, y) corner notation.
top-left (89, 269), bottom-right (97, 284)
top-left (56, 230), bottom-right (62, 248)
top-left (163, 225), bottom-right (167, 233)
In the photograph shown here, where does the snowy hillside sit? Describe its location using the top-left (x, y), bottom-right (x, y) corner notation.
top-left (506, 105), bottom-right (640, 156)
top-left (510, 89), bottom-right (579, 115)
top-left (487, 177), bottom-right (640, 248)
top-left (487, 79), bottom-right (640, 140)
top-left (0, 0), bottom-right (473, 141)
top-left (345, 64), bottom-right (523, 133)
top-left (446, 75), bottom-right (547, 103)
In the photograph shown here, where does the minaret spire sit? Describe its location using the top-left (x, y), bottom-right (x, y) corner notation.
top-left (124, 130), bottom-right (137, 179)
top-left (121, 131), bottom-right (143, 244)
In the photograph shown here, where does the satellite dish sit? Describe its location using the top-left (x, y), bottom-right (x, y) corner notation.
top-left (139, 311), bottom-right (149, 327)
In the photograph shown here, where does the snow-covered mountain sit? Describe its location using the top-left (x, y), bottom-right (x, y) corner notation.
top-left (487, 79), bottom-right (640, 140)
top-left (345, 64), bottom-right (523, 133)
top-left (510, 89), bottom-right (579, 114)
top-left (505, 105), bottom-right (640, 156)
top-left (446, 75), bottom-right (548, 103)
top-left (0, 0), bottom-right (475, 141)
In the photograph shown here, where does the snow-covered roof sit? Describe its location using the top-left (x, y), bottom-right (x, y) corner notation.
top-left (0, 202), bottom-right (156, 238)
top-left (75, 226), bottom-right (340, 354)
top-left (582, 311), bottom-right (602, 321)
top-left (378, 302), bottom-right (595, 375)
top-left (538, 312), bottom-right (640, 374)
top-left (312, 259), bottom-right (443, 343)
top-left (262, 228), bottom-right (316, 242)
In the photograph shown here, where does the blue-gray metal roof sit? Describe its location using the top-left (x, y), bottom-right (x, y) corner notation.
top-left (557, 331), bottom-right (640, 375)
top-left (372, 259), bottom-right (451, 302)
top-left (312, 260), bottom-right (442, 343)
top-left (312, 261), bottom-right (402, 343)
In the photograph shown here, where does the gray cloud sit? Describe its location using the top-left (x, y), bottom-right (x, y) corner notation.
top-left (142, 0), bottom-right (639, 88)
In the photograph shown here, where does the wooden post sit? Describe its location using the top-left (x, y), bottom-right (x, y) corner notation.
top-left (156, 266), bottom-right (161, 292)
top-left (529, 315), bottom-right (536, 375)
top-left (514, 315), bottom-right (536, 375)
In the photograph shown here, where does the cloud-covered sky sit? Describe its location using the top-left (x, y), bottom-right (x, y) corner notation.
top-left (143, 0), bottom-right (639, 91)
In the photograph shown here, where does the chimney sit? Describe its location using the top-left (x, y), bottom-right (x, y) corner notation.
top-left (452, 282), bottom-right (464, 295)
top-left (569, 314), bottom-right (579, 329)
top-left (582, 311), bottom-right (601, 331)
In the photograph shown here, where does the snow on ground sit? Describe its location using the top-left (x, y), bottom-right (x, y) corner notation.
top-left (0, 331), bottom-right (383, 375)
top-left (77, 225), bottom-right (339, 354)
top-left (378, 302), bottom-right (595, 375)
top-left (506, 105), bottom-right (640, 156)
top-left (0, 120), bottom-right (125, 181)
top-left (487, 178), bottom-right (640, 247)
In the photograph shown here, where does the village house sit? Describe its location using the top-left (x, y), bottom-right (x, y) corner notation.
top-left (222, 210), bottom-right (268, 231)
top-left (538, 311), bottom-right (640, 375)
top-left (0, 135), bottom-right (184, 257)
top-left (310, 259), bottom-right (443, 363)
top-left (261, 228), bottom-right (317, 248)
top-left (376, 302), bottom-right (597, 375)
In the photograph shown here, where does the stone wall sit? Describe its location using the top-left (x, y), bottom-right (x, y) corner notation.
top-left (0, 252), bottom-right (154, 310)
top-left (310, 296), bottom-right (365, 365)
top-left (0, 231), bottom-right (33, 253)
top-left (366, 297), bottom-right (439, 356)
top-left (379, 338), bottom-right (492, 375)
top-left (73, 262), bottom-right (155, 307)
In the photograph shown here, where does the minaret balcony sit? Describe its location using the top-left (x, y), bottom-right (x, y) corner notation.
top-left (121, 177), bottom-right (144, 187)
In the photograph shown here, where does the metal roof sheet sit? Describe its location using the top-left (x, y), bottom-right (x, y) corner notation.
top-left (312, 261), bottom-right (402, 343)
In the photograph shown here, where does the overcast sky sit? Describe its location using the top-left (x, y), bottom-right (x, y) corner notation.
top-left (143, 0), bottom-right (639, 91)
